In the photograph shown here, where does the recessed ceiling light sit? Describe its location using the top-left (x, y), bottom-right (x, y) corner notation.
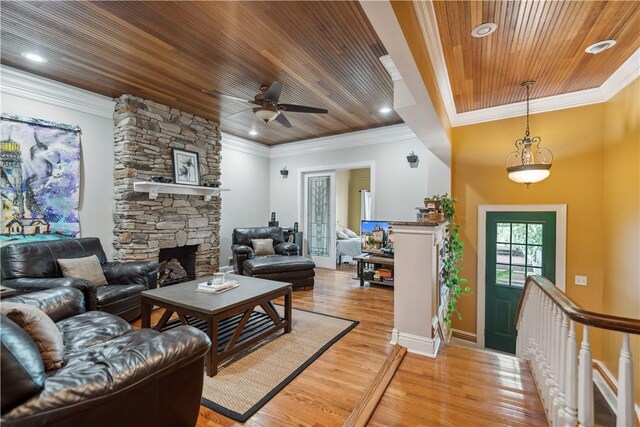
top-left (585, 40), bottom-right (616, 55)
top-left (379, 107), bottom-right (393, 114)
top-left (248, 129), bottom-right (258, 136)
top-left (471, 23), bottom-right (497, 38)
top-left (21, 52), bottom-right (47, 63)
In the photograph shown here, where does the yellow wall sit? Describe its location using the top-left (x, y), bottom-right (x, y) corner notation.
top-left (347, 168), bottom-right (370, 232)
top-left (453, 102), bottom-right (607, 332)
top-left (391, 1), bottom-right (452, 142)
top-left (602, 79), bottom-right (640, 398)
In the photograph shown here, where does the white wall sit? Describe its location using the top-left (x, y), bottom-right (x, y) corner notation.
top-left (269, 125), bottom-right (451, 227)
top-left (1, 67), bottom-right (117, 259)
top-left (218, 134), bottom-right (271, 267)
top-left (335, 170), bottom-right (350, 228)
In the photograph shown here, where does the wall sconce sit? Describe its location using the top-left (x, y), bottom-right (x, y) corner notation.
top-left (407, 151), bottom-right (419, 168)
top-left (280, 166), bottom-right (289, 178)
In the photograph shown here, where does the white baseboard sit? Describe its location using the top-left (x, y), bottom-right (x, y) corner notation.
top-left (391, 329), bottom-right (439, 358)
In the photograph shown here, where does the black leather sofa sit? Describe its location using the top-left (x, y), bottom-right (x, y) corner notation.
top-left (231, 227), bottom-right (315, 290)
top-left (1, 287), bottom-right (210, 427)
top-left (0, 238), bottom-right (157, 322)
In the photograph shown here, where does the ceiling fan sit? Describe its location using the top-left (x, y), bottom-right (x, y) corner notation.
top-left (202, 81), bottom-right (328, 128)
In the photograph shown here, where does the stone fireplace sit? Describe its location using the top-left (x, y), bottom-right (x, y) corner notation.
top-left (112, 94), bottom-right (221, 280)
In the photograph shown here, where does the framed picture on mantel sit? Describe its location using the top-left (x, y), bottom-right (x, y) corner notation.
top-left (171, 148), bottom-right (200, 186)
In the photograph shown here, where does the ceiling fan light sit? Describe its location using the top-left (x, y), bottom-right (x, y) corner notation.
top-left (254, 108), bottom-right (279, 122)
top-left (507, 164), bottom-right (551, 185)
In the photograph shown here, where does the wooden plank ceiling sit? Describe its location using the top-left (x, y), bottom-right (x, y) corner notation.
top-left (429, 0), bottom-right (640, 113)
top-left (0, 1), bottom-right (401, 145)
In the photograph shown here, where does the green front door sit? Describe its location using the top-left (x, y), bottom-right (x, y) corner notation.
top-left (485, 212), bottom-right (556, 354)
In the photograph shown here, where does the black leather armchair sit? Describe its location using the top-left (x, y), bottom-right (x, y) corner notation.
top-left (0, 237), bottom-right (158, 321)
top-left (231, 227), bottom-right (298, 274)
top-left (1, 287), bottom-right (210, 427)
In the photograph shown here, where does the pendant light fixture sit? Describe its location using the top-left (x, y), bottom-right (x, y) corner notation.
top-left (505, 81), bottom-right (553, 188)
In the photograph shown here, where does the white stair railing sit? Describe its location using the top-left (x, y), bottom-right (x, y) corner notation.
top-left (516, 275), bottom-right (639, 426)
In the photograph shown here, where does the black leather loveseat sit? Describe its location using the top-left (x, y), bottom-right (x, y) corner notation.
top-left (1, 287), bottom-right (210, 427)
top-left (232, 227), bottom-right (315, 290)
top-left (0, 238), bottom-right (157, 321)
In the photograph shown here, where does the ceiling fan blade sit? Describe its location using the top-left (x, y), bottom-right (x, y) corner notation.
top-left (278, 103), bottom-right (328, 114)
top-left (202, 89), bottom-right (253, 104)
top-left (224, 108), bottom-right (252, 119)
top-left (264, 81), bottom-right (284, 103)
top-left (275, 113), bottom-right (292, 128)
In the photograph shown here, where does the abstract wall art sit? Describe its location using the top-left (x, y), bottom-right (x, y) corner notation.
top-left (1, 114), bottom-right (82, 246)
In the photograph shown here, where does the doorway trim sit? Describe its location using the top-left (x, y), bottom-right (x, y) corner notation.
top-left (296, 160), bottom-right (376, 236)
top-left (476, 204), bottom-right (567, 349)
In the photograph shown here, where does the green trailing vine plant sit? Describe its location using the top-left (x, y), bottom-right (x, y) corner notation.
top-left (429, 194), bottom-right (471, 330)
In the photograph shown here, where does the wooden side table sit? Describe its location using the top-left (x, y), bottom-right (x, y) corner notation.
top-left (354, 254), bottom-right (395, 287)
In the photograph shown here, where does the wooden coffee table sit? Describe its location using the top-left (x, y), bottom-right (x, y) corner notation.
top-left (141, 274), bottom-right (292, 376)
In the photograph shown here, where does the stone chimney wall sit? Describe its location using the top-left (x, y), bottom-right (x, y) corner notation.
top-left (112, 94), bottom-right (221, 277)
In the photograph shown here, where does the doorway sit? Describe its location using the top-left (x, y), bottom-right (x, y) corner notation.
top-left (485, 211), bottom-right (556, 353)
top-left (298, 162), bottom-right (375, 271)
top-left (476, 204), bottom-right (567, 350)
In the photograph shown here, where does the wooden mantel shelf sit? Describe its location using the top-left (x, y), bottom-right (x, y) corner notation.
top-left (133, 181), bottom-right (229, 201)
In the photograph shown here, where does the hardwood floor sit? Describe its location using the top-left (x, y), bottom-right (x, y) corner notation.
top-left (143, 267), bottom-right (547, 426)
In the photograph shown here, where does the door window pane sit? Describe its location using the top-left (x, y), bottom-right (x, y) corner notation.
top-left (527, 246), bottom-right (542, 267)
top-left (496, 264), bottom-right (511, 285)
top-left (512, 223), bottom-right (527, 244)
top-left (528, 224), bottom-right (543, 244)
top-left (496, 243), bottom-right (510, 263)
top-left (307, 176), bottom-right (330, 256)
top-left (497, 223), bottom-right (511, 243)
top-left (527, 266), bottom-right (542, 277)
top-left (511, 266), bottom-right (526, 287)
top-left (511, 245), bottom-right (526, 265)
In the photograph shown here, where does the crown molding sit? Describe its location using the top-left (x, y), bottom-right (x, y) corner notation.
top-left (412, 1), bottom-right (458, 123)
top-left (600, 48), bottom-right (640, 101)
top-left (379, 55), bottom-right (402, 81)
top-left (220, 132), bottom-right (270, 158)
top-left (269, 124), bottom-right (417, 159)
top-left (0, 65), bottom-right (115, 119)
top-left (451, 49), bottom-right (640, 126)
top-left (412, 1), bottom-right (640, 127)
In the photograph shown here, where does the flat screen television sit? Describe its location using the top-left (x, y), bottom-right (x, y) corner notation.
top-left (360, 220), bottom-right (394, 256)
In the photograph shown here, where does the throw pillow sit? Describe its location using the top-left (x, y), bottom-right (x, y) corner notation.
top-left (336, 230), bottom-right (349, 240)
top-left (1, 303), bottom-right (64, 371)
top-left (58, 255), bottom-right (108, 286)
top-left (252, 238), bottom-right (275, 256)
top-left (344, 228), bottom-right (359, 238)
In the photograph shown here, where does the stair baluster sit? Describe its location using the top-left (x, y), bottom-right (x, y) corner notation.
top-left (578, 325), bottom-right (594, 427)
top-left (615, 333), bottom-right (634, 427)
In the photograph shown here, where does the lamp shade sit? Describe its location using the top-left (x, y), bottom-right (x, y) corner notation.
top-left (254, 108), bottom-right (279, 122)
top-left (507, 164), bottom-right (551, 185)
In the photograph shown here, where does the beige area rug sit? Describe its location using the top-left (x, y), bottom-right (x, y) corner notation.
top-left (200, 306), bottom-right (358, 422)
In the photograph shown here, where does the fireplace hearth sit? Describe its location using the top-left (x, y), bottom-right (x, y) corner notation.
top-left (158, 245), bottom-right (197, 286)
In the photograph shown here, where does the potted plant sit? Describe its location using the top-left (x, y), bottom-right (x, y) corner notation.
top-left (429, 194), bottom-right (471, 338)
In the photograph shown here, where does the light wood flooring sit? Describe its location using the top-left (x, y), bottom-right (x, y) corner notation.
top-left (141, 267), bottom-right (547, 426)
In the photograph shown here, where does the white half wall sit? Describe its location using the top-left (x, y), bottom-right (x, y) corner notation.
top-left (219, 134), bottom-right (271, 268)
top-left (1, 66), bottom-right (117, 259)
top-left (269, 125), bottom-right (451, 227)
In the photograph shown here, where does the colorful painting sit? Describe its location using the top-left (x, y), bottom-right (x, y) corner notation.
top-left (1, 114), bottom-right (81, 246)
